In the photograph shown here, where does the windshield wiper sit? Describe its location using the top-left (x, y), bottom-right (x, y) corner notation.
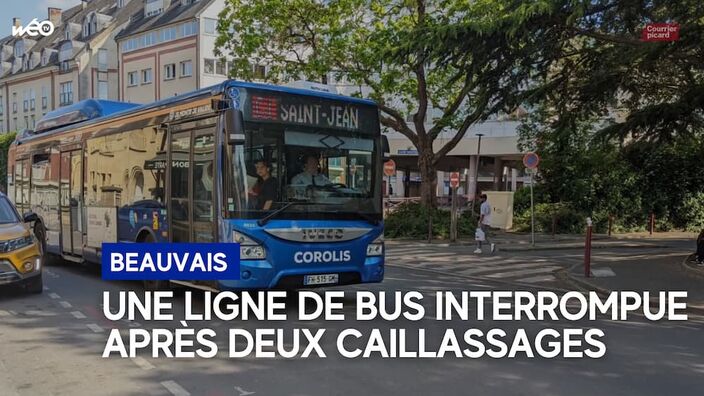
top-left (257, 201), bottom-right (334, 226)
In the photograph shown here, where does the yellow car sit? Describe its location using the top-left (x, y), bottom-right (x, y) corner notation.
top-left (0, 193), bottom-right (44, 294)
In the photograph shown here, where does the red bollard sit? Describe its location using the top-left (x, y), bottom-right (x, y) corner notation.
top-left (584, 217), bottom-right (593, 278)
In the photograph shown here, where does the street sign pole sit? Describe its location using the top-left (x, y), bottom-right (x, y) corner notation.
top-left (449, 172), bottom-right (460, 242)
top-left (522, 152), bottom-right (540, 247)
top-left (530, 169), bottom-right (535, 246)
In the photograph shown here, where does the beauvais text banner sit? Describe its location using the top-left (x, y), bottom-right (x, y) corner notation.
top-left (101, 243), bottom-right (240, 280)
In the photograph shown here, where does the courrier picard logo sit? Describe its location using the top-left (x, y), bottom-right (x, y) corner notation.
top-left (12, 18), bottom-right (55, 37)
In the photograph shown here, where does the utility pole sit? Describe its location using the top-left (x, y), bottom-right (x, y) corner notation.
top-left (470, 133), bottom-right (484, 216)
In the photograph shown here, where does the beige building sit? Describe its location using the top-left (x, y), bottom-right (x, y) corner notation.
top-left (0, 0), bottom-right (141, 133)
top-left (117, 0), bottom-right (237, 103)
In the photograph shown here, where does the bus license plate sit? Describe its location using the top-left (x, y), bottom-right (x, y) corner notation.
top-left (304, 274), bottom-right (339, 286)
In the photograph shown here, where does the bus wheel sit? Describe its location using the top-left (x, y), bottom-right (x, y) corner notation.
top-left (139, 232), bottom-right (170, 291)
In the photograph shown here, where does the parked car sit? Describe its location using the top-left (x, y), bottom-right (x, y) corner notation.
top-left (0, 193), bottom-right (44, 293)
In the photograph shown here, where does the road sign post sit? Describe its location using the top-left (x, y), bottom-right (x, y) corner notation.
top-left (450, 172), bottom-right (460, 242)
top-left (383, 160), bottom-right (396, 216)
top-left (523, 153), bottom-right (540, 247)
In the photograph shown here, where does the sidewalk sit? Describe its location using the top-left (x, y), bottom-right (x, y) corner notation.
top-left (386, 231), bottom-right (693, 252)
top-left (561, 252), bottom-right (704, 315)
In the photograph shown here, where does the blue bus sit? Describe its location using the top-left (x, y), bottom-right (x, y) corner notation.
top-left (8, 81), bottom-right (386, 290)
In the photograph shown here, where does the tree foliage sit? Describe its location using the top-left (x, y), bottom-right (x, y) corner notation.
top-left (215, 0), bottom-right (538, 206)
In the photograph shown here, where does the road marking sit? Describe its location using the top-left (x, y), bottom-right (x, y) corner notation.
top-left (43, 286), bottom-right (49, 291)
top-left (235, 386), bottom-right (256, 395)
top-left (161, 380), bottom-right (190, 396)
top-left (521, 274), bottom-right (557, 283)
top-left (70, 311), bottom-right (87, 319)
top-left (48, 292), bottom-right (60, 299)
top-left (86, 323), bottom-right (104, 333)
top-left (484, 266), bottom-right (562, 278)
top-left (132, 356), bottom-right (155, 370)
top-left (58, 301), bottom-right (72, 308)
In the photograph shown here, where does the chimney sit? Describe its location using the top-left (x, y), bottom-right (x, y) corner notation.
top-left (81, 0), bottom-right (88, 9)
top-left (12, 18), bottom-right (21, 29)
top-left (48, 8), bottom-right (62, 27)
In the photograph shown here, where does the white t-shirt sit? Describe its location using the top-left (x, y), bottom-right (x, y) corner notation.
top-left (480, 201), bottom-right (492, 225)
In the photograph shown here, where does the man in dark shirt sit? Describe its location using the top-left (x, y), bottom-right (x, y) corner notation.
top-left (251, 159), bottom-right (277, 210)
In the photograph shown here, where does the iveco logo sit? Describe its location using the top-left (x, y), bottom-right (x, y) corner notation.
top-left (12, 19), bottom-right (55, 37)
top-left (302, 228), bottom-right (344, 241)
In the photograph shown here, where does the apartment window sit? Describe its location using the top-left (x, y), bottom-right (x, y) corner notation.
top-left (59, 82), bottom-right (73, 106)
top-left (0, 96), bottom-right (3, 116)
top-left (12, 93), bottom-right (17, 113)
top-left (203, 18), bottom-right (217, 34)
top-left (204, 58), bottom-right (214, 74)
top-left (13, 118), bottom-right (17, 130)
top-left (41, 86), bottom-right (48, 109)
top-left (142, 68), bottom-right (153, 84)
top-left (181, 20), bottom-right (198, 37)
top-left (161, 26), bottom-right (177, 42)
top-left (98, 81), bottom-right (108, 99)
top-left (215, 60), bottom-right (227, 76)
top-left (143, 32), bottom-right (156, 46)
top-left (30, 115), bottom-right (35, 129)
top-left (60, 60), bottom-right (71, 72)
top-left (127, 71), bottom-right (138, 86)
top-left (23, 99), bottom-right (28, 112)
top-left (24, 116), bottom-right (29, 129)
top-left (98, 48), bottom-right (108, 72)
top-left (164, 64), bottom-right (176, 80)
top-left (253, 65), bottom-right (266, 79)
top-left (14, 41), bottom-right (24, 58)
top-left (29, 89), bottom-right (35, 110)
top-left (145, 0), bottom-right (164, 17)
top-left (180, 60), bottom-right (192, 77)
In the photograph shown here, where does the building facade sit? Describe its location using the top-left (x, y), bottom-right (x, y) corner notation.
top-left (116, 0), bottom-right (233, 103)
top-left (0, 0), bottom-right (141, 133)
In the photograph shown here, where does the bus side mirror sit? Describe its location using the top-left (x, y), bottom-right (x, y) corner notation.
top-left (381, 135), bottom-right (391, 161)
top-left (226, 109), bottom-right (245, 144)
top-left (23, 211), bottom-right (38, 223)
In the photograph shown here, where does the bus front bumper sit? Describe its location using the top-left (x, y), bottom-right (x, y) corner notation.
top-left (217, 256), bottom-right (384, 290)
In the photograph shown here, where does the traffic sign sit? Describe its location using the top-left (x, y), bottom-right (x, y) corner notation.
top-left (450, 172), bottom-right (460, 188)
top-left (523, 152), bottom-right (540, 169)
top-left (383, 159), bottom-right (396, 177)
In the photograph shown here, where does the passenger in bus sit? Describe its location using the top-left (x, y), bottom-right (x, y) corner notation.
top-left (250, 159), bottom-right (277, 210)
top-left (195, 162), bottom-right (214, 202)
top-left (291, 154), bottom-right (331, 188)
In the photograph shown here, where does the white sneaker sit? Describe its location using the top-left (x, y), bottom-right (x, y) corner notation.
top-left (490, 244), bottom-right (496, 253)
top-left (474, 248), bottom-right (482, 254)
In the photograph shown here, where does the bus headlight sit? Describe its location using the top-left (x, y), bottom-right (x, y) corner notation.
top-left (233, 231), bottom-right (266, 260)
top-left (366, 234), bottom-right (384, 256)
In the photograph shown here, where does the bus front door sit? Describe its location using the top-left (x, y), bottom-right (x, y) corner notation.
top-left (60, 150), bottom-right (83, 256)
top-left (168, 127), bottom-right (216, 243)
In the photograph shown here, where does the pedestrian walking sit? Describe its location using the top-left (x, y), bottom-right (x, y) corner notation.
top-left (474, 194), bottom-right (496, 254)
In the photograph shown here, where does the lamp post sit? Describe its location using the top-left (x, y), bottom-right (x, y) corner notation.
top-left (471, 133), bottom-right (484, 215)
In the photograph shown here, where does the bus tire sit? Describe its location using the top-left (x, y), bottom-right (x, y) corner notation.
top-left (139, 232), bottom-right (170, 291)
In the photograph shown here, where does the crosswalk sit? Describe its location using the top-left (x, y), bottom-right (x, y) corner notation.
top-left (385, 245), bottom-right (563, 285)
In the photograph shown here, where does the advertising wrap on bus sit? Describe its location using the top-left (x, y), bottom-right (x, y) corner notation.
top-left (6, 80), bottom-right (385, 292)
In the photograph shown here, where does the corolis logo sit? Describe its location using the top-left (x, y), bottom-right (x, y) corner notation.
top-left (12, 19), bottom-right (55, 37)
top-left (294, 250), bottom-right (351, 264)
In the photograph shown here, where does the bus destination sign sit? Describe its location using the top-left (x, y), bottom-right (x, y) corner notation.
top-left (243, 89), bottom-right (377, 132)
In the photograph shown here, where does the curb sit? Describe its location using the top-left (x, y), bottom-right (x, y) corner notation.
top-left (559, 263), bottom-right (704, 317)
top-left (681, 254), bottom-right (704, 280)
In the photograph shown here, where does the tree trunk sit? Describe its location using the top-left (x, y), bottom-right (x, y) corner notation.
top-left (418, 151), bottom-right (437, 208)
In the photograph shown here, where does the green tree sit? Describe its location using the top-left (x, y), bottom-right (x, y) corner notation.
top-left (0, 132), bottom-right (17, 193)
top-left (215, 0), bottom-right (536, 206)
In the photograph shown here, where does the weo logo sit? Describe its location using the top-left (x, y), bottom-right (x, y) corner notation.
top-left (12, 19), bottom-right (55, 37)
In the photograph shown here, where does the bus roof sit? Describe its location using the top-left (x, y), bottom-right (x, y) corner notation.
top-left (17, 80), bottom-right (377, 144)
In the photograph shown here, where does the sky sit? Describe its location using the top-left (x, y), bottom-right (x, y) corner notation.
top-left (0, 0), bottom-right (81, 37)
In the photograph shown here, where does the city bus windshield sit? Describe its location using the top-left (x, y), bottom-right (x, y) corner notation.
top-left (226, 122), bottom-right (382, 221)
